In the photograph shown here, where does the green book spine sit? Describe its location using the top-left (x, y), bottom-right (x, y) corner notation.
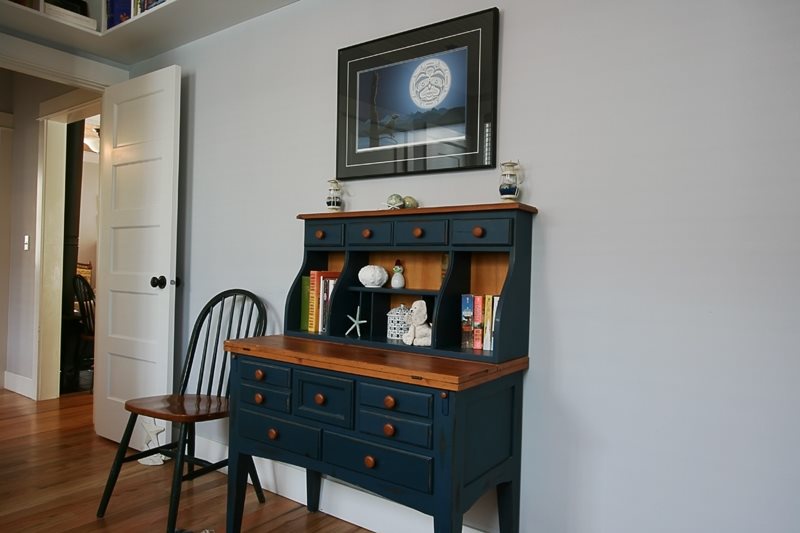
top-left (300, 276), bottom-right (310, 331)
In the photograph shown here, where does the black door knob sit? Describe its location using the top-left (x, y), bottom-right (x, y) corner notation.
top-left (150, 275), bottom-right (167, 289)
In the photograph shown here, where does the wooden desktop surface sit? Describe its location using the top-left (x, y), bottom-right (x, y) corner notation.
top-left (225, 335), bottom-right (529, 391)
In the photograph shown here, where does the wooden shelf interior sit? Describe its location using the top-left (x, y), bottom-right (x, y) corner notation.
top-left (470, 252), bottom-right (509, 296)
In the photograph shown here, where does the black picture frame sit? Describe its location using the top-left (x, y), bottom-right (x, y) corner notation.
top-left (336, 8), bottom-right (499, 181)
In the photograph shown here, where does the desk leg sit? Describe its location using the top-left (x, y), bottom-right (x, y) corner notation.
top-left (226, 452), bottom-right (252, 533)
top-left (306, 469), bottom-right (321, 512)
top-left (497, 478), bottom-right (520, 533)
top-left (433, 510), bottom-right (463, 533)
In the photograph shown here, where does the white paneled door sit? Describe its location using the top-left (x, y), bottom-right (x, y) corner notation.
top-left (94, 65), bottom-right (181, 449)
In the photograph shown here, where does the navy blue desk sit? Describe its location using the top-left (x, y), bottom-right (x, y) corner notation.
top-left (225, 335), bottom-right (527, 533)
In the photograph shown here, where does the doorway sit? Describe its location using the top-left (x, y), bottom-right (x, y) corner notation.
top-left (60, 115), bottom-right (100, 394)
top-left (37, 93), bottom-right (102, 400)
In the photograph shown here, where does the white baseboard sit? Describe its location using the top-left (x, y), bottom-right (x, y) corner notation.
top-left (194, 436), bottom-right (487, 533)
top-left (4, 371), bottom-right (36, 399)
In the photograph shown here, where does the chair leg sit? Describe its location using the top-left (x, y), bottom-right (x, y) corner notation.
top-left (166, 423), bottom-right (189, 533)
top-left (97, 412), bottom-right (138, 517)
top-left (248, 461), bottom-right (266, 503)
top-left (186, 423), bottom-right (195, 476)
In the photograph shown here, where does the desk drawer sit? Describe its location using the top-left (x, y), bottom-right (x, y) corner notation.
top-left (394, 220), bottom-right (448, 246)
top-left (324, 433), bottom-right (432, 493)
top-left (241, 383), bottom-right (290, 413)
top-left (294, 370), bottom-right (354, 428)
top-left (305, 223), bottom-right (344, 247)
top-left (239, 409), bottom-right (320, 459)
top-left (359, 383), bottom-right (432, 418)
top-left (239, 360), bottom-right (291, 388)
top-left (359, 409), bottom-right (432, 449)
top-left (347, 221), bottom-right (392, 245)
top-left (452, 218), bottom-right (512, 246)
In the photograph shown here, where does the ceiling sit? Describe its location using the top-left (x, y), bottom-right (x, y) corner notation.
top-left (0, 0), bottom-right (299, 65)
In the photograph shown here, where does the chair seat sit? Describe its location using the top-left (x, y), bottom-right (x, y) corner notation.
top-left (125, 394), bottom-right (229, 423)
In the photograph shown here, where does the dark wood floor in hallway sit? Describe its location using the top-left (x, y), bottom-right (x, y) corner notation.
top-left (0, 389), bottom-right (370, 532)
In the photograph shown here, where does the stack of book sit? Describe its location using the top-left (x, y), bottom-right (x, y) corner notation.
top-left (45, 1), bottom-right (97, 30)
top-left (461, 294), bottom-right (499, 351)
top-left (301, 271), bottom-right (339, 333)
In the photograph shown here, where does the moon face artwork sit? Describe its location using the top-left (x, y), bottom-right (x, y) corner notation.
top-left (409, 58), bottom-right (451, 109)
top-left (355, 47), bottom-right (468, 152)
top-left (336, 7), bottom-right (499, 180)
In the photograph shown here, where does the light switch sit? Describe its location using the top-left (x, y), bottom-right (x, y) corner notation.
top-left (23, 234), bottom-right (29, 251)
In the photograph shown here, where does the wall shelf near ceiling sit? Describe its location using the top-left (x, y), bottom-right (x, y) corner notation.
top-left (0, 0), bottom-right (298, 65)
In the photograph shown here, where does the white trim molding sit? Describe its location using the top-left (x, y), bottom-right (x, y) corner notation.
top-left (0, 32), bottom-right (128, 90)
top-left (4, 371), bottom-right (36, 399)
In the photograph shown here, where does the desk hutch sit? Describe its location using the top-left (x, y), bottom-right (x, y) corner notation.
top-left (226, 202), bottom-right (536, 533)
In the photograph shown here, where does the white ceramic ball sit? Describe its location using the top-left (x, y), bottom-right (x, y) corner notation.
top-left (358, 265), bottom-right (388, 287)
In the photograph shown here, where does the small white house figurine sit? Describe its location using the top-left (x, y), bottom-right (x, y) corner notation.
top-left (402, 300), bottom-right (432, 347)
top-left (391, 259), bottom-right (405, 288)
top-left (386, 304), bottom-right (411, 341)
top-left (358, 265), bottom-right (388, 287)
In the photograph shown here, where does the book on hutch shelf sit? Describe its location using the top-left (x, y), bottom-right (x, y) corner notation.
top-left (461, 295), bottom-right (474, 349)
top-left (318, 275), bottom-right (337, 333)
top-left (483, 294), bottom-right (494, 351)
top-left (307, 270), bottom-right (339, 333)
top-left (299, 276), bottom-right (310, 331)
top-left (473, 295), bottom-right (484, 350)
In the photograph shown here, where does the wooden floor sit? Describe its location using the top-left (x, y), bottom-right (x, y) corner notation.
top-left (0, 389), bottom-right (370, 532)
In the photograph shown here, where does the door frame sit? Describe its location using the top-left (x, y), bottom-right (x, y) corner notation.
top-left (34, 91), bottom-right (102, 400)
top-left (1, 35), bottom-right (128, 400)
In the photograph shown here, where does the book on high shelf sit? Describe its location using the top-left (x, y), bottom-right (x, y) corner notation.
top-left (461, 295), bottom-right (474, 349)
top-left (473, 295), bottom-right (484, 350)
top-left (143, 0), bottom-right (166, 10)
top-left (299, 276), bottom-right (310, 331)
top-left (106, 0), bottom-right (130, 29)
top-left (483, 294), bottom-right (494, 351)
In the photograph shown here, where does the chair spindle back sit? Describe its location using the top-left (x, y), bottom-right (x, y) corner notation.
top-left (178, 289), bottom-right (267, 397)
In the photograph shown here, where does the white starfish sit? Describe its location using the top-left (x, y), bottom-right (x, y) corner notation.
top-left (346, 306), bottom-right (368, 337)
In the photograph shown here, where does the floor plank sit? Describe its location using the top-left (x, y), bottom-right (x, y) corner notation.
top-left (0, 390), bottom-right (370, 532)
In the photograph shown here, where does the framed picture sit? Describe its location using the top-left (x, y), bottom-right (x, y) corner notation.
top-left (336, 8), bottom-right (499, 180)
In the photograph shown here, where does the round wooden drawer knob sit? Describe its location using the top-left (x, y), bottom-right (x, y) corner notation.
top-left (472, 226), bottom-right (486, 238)
top-left (361, 228), bottom-right (373, 239)
top-left (363, 455), bottom-right (376, 469)
top-left (267, 428), bottom-right (279, 440)
top-left (314, 229), bottom-right (326, 240)
top-left (383, 395), bottom-right (396, 409)
top-left (254, 369), bottom-right (265, 381)
top-left (254, 393), bottom-right (264, 405)
top-left (411, 227), bottom-right (424, 238)
top-left (383, 423), bottom-right (396, 437)
top-left (314, 393), bottom-right (326, 406)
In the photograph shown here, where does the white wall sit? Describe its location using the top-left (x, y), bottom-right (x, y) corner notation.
top-left (0, 71), bottom-right (12, 387)
top-left (0, 122), bottom-right (11, 388)
top-left (5, 73), bottom-right (73, 390)
top-left (78, 156), bottom-right (98, 274)
top-left (131, 1), bottom-right (800, 532)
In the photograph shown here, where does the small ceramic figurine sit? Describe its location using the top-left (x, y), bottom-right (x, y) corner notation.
top-left (325, 179), bottom-right (343, 211)
top-left (403, 196), bottom-right (419, 208)
top-left (402, 300), bottom-right (432, 347)
top-left (391, 259), bottom-right (405, 289)
top-left (385, 193), bottom-right (404, 209)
